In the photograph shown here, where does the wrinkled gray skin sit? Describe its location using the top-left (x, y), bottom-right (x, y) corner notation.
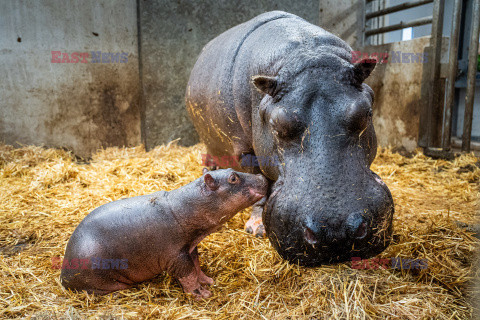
top-left (186, 11), bottom-right (394, 266)
top-left (61, 169), bottom-right (268, 298)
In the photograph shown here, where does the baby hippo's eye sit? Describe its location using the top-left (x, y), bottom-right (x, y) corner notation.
top-left (228, 173), bottom-right (240, 184)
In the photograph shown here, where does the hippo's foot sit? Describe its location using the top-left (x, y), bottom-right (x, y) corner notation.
top-left (178, 272), bottom-right (212, 299)
top-left (245, 215), bottom-right (265, 237)
top-left (198, 272), bottom-right (214, 286)
top-left (245, 197), bottom-right (267, 237)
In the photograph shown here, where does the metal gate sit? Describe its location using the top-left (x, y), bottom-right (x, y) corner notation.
top-left (363, 0), bottom-right (480, 156)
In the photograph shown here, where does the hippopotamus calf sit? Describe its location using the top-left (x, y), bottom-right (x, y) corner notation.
top-left (60, 169), bottom-right (267, 299)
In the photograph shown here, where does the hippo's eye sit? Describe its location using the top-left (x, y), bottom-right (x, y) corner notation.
top-left (270, 107), bottom-right (306, 139)
top-left (228, 173), bottom-right (240, 184)
top-left (345, 105), bottom-right (372, 133)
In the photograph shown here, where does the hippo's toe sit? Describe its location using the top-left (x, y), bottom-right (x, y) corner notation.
top-left (192, 286), bottom-right (212, 299)
top-left (198, 272), bottom-right (214, 286)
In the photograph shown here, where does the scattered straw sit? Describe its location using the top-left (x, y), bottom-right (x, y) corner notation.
top-left (0, 142), bottom-right (478, 319)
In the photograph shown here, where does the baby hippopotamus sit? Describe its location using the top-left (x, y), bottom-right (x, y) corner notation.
top-left (60, 168), bottom-right (267, 299)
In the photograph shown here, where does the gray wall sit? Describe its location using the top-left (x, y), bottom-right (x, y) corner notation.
top-left (0, 1), bottom-right (141, 158)
top-left (318, 0), bottom-right (364, 49)
top-left (139, 0), bottom-right (319, 149)
top-left (0, 0), bottom-right (320, 156)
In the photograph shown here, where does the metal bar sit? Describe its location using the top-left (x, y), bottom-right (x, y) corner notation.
top-left (365, 16), bottom-right (432, 36)
top-left (462, 0), bottom-right (480, 152)
top-left (361, 0), bottom-right (367, 47)
top-left (442, 0), bottom-right (463, 150)
top-left (366, 0), bottom-right (434, 20)
top-left (426, 0), bottom-right (445, 147)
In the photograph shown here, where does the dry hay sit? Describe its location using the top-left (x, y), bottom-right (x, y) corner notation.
top-left (0, 141), bottom-right (478, 319)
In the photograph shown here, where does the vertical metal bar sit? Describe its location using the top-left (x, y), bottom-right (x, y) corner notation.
top-left (442, 0), bottom-right (463, 149)
top-left (426, 0), bottom-right (445, 147)
top-left (380, 0), bottom-right (386, 44)
top-left (361, 0), bottom-right (366, 47)
top-left (462, 0), bottom-right (480, 152)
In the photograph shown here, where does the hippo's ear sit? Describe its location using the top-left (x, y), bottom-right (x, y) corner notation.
top-left (202, 167), bottom-right (209, 174)
top-left (353, 58), bottom-right (376, 83)
top-left (204, 173), bottom-right (218, 191)
top-left (252, 75), bottom-right (277, 96)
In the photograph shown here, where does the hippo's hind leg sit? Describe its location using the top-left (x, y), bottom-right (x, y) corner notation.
top-left (173, 250), bottom-right (211, 299)
top-left (245, 196), bottom-right (267, 237)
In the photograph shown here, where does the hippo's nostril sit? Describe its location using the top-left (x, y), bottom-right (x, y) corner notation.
top-left (354, 221), bottom-right (368, 239)
top-left (304, 227), bottom-right (318, 245)
top-left (347, 212), bottom-right (368, 240)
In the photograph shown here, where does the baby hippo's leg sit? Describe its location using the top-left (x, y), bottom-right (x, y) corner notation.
top-left (191, 247), bottom-right (214, 286)
top-left (174, 251), bottom-right (211, 299)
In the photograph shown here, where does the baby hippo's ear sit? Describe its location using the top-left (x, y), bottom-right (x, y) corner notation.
top-left (202, 167), bottom-right (209, 174)
top-left (204, 173), bottom-right (218, 191)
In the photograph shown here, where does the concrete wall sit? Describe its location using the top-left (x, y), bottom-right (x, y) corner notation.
top-left (318, 0), bottom-right (363, 49)
top-left (139, 0), bottom-right (319, 149)
top-left (0, 0), bottom-right (141, 158)
top-left (364, 37), bottom-right (449, 152)
top-left (0, 1), bottom-right (320, 156)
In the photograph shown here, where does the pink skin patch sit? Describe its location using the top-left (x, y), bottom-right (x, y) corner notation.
top-left (249, 189), bottom-right (266, 202)
top-left (245, 215), bottom-right (265, 237)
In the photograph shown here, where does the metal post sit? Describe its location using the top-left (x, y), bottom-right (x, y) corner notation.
top-left (361, 0), bottom-right (366, 47)
top-left (426, 0), bottom-right (445, 147)
top-left (462, 0), bottom-right (480, 152)
top-left (442, 0), bottom-right (463, 150)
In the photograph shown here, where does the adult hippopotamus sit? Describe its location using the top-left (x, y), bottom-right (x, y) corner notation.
top-left (186, 11), bottom-right (394, 266)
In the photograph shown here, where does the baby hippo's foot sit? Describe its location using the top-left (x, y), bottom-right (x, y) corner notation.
top-left (178, 271), bottom-right (212, 299)
top-left (193, 285), bottom-right (212, 299)
top-left (198, 271), bottom-right (214, 286)
top-left (245, 215), bottom-right (265, 237)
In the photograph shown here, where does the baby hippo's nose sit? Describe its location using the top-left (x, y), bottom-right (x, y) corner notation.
top-left (248, 174), bottom-right (268, 200)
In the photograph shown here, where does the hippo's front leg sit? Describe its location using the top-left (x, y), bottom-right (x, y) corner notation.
top-left (173, 251), bottom-right (212, 299)
top-left (245, 196), bottom-right (267, 237)
top-left (191, 247), bottom-right (214, 286)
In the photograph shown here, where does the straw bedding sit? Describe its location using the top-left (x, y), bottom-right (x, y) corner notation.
top-left (0, 141), bottom-right (478, 319)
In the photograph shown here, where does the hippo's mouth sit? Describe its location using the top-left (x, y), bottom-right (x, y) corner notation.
top-left (250, 190), bottom-right (266, 202)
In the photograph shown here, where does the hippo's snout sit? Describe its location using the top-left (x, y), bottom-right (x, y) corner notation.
top-left (264, 170), bottom-right (394, 267)
top-left (302, 212), bottom-right (369, 246)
